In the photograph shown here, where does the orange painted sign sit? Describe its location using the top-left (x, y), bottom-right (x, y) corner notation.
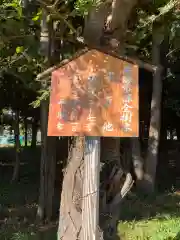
top-left (48, 49), bottom-right (139, 137)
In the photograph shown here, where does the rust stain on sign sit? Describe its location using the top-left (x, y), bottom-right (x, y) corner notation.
top-left (48, 49), bottom-right (139, 137)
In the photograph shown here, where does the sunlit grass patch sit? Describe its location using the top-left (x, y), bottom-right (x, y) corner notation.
top-left (118, 217), bottom-right (180, 239)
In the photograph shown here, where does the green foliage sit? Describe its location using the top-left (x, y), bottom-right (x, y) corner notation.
top-left (32, 9), bottom-right (42, 22)
top-left (15, 46), bottom-right (24, 54)
top-left (142, 0), bottom-right (179, 27)
top-left (0, 0), bottom-right (40, 75)
top-left (0, 0), bottom-right (43, 117)
top-left (1, 0), bottom-right (23, 18)
top-left (11, 232), bottom-right (35, 240)
top-left (75, 0), bottom-right (101, 16)
top-left (126, 0), bottom-right (180, 62)
top-left (31, 89), bottom-right (50, 108)
top-left (0, 0), bottom-right (180, 113)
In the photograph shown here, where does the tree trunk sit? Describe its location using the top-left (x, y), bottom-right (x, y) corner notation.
top-left (106, 0), bottom-right (144, 190)
top-left (58, 137), bottom-right (84, 239)
top-left (102, 1), bottom-right (138, 238)
top-left (81, 137), bottom-right (101, 240)
top-left (37, 9), bottom-right (57, 222)
top-left (24, 117), bottom-right (28, 147)
top-left (12, 109), bottom-right (21, 182)
top-left (105, 0), bottom-right (137, 53)
top-left (31, 118), bottom-right (38, 148)
top-left (131, 138), bottom-right (144, 184)
top-left (46, 136), bottom-right (57, 220)
top-left (144, 25), bottom-right (163, 193)
top-left (83, 4), bottom-right (109, 46)
top-left (37, 100), bottom-right (48, 221)
top-left (37, 98), bottom-right (57, 221)
top-left (57, 1), bottom-right (138, 239)
top-left (57, 3), bottom-right (108, 240)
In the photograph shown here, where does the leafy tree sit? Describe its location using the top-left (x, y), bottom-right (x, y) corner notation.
top-left (1, 0), bottom-right (180, 238)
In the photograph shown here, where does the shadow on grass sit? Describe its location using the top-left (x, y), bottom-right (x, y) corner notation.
top-left (174, 231), bottom-right (180, 240)
top-left (0, 223), bottom-right (57, 240)
top-left (0, 173), bottom-right (58, 240)
top-left (120, 191), bottom-right (180, 221)
top-left (164, 231), bottom-right (180, 240)
top-left (117, 191), bottom-right (180, 240)
top-left (0, 146), bottom-right (57, 240)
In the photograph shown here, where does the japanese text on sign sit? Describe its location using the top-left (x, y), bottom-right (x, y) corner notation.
top-left (120, 66), bottom-right (133, 133)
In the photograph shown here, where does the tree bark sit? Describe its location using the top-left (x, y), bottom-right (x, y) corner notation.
top-left (12, 109), bottom-right (21, 182)
top-left (131, 138), bottom-right (144, 183)
top-left (102, 1), bottom-right (138, 238)
top-left (24, 117), bottom-right (28, 147)
top-left (37, 98), bottom-right (57, 221)
top-left (57, 3), bottom-right (108, 240)
top-left (105, 0), bottom-right (137, 53)
top-left (81, 137), bottom-right (101, 240)
top-left (57, 1), bottom-right (139, 239)
top-left (58, 137), bottom-right (84, 240)
top-left (144, 25), bottom-right (164, 193)
top-left (105, 0), bottom-right (144, 190)
top-left (46, 136), bottom-right (57, 220)
top-left (37, 100), bottom-right (48, 221)
top-left (83, 3), bottom-right (109, 46)
top-left (37, 9), bottom-right (57, 222)
top-left (31, 118), bottom-right (38, 148)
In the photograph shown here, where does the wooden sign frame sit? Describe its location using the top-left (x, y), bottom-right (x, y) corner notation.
top-left (48, 49), bottom-right (139, 137)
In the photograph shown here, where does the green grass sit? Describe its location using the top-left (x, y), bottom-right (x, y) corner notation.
top-left (0, 179), bottom-right (57, 240)
top-left (118, 192), bottom-right (180, 240)
top-left (1, 147), bottom-right (180, 239)
top-left (0, 147), bottom-right (58, 240)
top-left (118, 217), bottom-right (180, 239)
top-left (0, 225), bottom-right (57, 240)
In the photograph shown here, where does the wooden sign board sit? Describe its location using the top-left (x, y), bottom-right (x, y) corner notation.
top-left (48, 49), bottom-right (139, 137)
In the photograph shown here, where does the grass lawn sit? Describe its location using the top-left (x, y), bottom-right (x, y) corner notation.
top-left (0, 181), bottom-right (57, 240)
top-left (1, 147), bottom-right (180, 239)
top-left (0, 147), bottom-right (57, 240)
top-left (0, 224), bottom-right (57, 240)
top-left (118, 192), bottom-right (180, 240)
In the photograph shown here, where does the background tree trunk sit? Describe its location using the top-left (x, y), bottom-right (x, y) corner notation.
top-left (37, 9), bottom-right (57, 222)
top-left (144, 25), bottom-right (164, 193)
top-left (24, 117), bottom-right (28, 147)
top-left (31, 118), bottom-right (38, 148)
top-left (12, 109), bottom-right (21, 182)
top-left (131, 138), bottom-right (144, 186)
top-left (37, 99), bottom-right (48, 220)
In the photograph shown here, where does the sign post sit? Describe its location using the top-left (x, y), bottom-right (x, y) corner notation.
top-left (82, 137), bottom-right (100, 240)
top-left (47, 49), bottom-right (139, 240)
